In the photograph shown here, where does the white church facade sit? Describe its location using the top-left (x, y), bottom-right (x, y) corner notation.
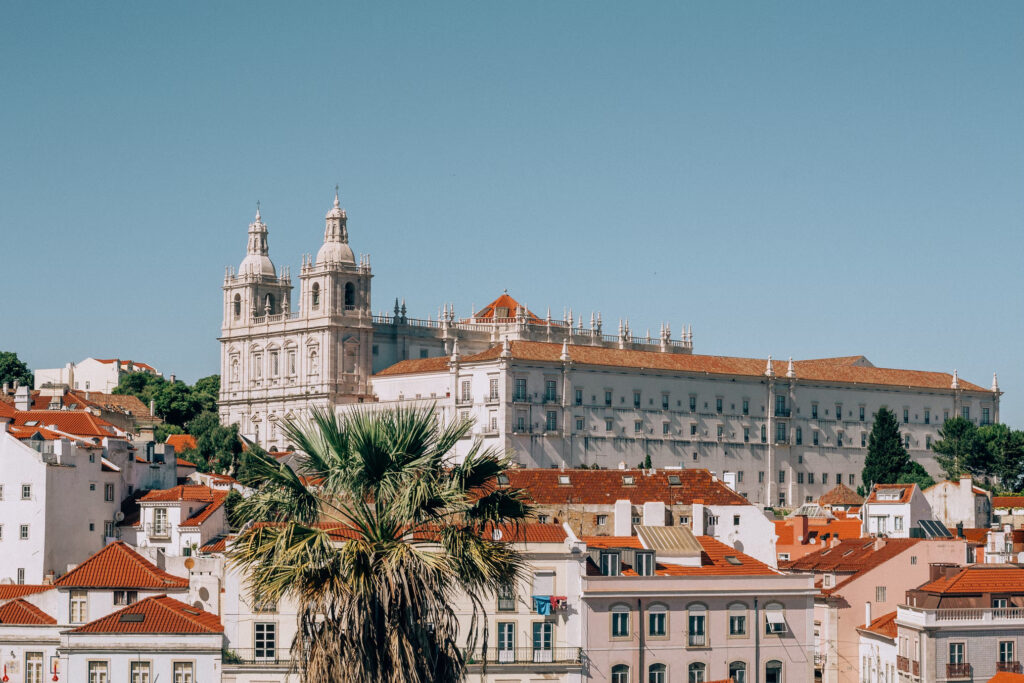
top-left (219, 193), bottom-right (1000, 506)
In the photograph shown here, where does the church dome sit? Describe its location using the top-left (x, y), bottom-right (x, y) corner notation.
top-left (316, 240), bottom-right (355, 265)
top-left (239, 207), bottom-right (276, 276)
top-left (239, 252), bottom-right (277, 276)
top-left (316, 190), bottom-right (355, 265)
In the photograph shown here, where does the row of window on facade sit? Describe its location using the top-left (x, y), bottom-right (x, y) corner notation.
top-left (86, 660), bottom-right (195, 683)
top-left (230, 282), bottom-right (357, 319)
top-left (230, 349), bottom-right (319, 382)
top-left (609, 659), bottom-right (784, 683)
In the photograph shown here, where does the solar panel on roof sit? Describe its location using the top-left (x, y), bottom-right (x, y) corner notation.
top-left (919, 520), bottom-right (953, 538)
top-left (119, 613), bottom-right (145, 622)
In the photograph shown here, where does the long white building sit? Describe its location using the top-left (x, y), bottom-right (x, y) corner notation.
top-left (219, 194), bottom-right (1000, 506)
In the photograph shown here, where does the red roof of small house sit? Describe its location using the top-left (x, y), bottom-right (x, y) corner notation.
top-left (916, 565), bottom-right (1024, 595)
top-left (200, 535), bottom-right (231, 553)
top-left (54, 541), bottom-right (188, 589)
top-left (0, 599), bottom-right (57, 625)
top-left (136, 486), bottom-right (227, 528)
top-left (993, 496), bottom-right (1024, 509)
top-left (582, 535), bottom-right (777, 577)
top-left (11, 410), bottom-right (121, 440)
top-left (858, 610), bottom-right (898, 639)
top-left (166, 434), bottom-right (197, 453)
top-left (69, 595), bottom-right (222, 634)
top-left (0, 585), bottom-right (54, 601)
top-left (375, 340), bottom-right (988, 392)
top-left (781, 538), bottom-right (922, 595)
top-left (819, 483), bottom-right (864, 507)
top-left (989, 673), bottom-right (1024, 683)
top-left (177, 457), bottom-right (197, 468)
top-left (95, 359), bottom-right (158, 374)
top-left (498, 468), bottom-right (749, 506)
top-left (865, 484), bottom-right (916, 504)
top-left (412, 522), bottom-right (568, 545)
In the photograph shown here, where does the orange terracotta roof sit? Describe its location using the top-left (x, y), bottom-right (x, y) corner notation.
top-left (782, 538), bottom-right (922, 595)
top-left (181, 491), bottom-right (228, 528)
top-left (138, 485), bottom-right (220, 503)
top-left (55, 541), bottom-right (188, 589)
top-left (960, 528), bottom-right (990, 543)
top-left (376, 340), bottom-right (987, 391)
top-left (177, 457), bottom-right (197, 468)
top-left (989, 673), bottom-right (1024, 683)
top-left (916, 565), bottom-right (1024, 595)
top-left (95, 359), bottom-right (158, 373)
top-left (584, 535), bottom-right (776, 576)
top-left (859, 610), bottom-right (897, 639)
top-left (468, 293), bottom-right (545, 324)
top-left (0, 599), bottom-right (57, 625)
top-left (865, 484), bottom-right (915, 504)
top-left (11, 410), bottom-right (121, 440)
top-left (774, 518), bottom-right (863, 548)
top-left (993, 496), bottom-right (1024, 509)
top-left (166, 434), bottom-right (197, 453)
top-left (200, 535), bottom-right (230, 553)
top-left (819, 483), bottom-right (864, 506)
top-left (499, 468), bottom-right (748, 507)
top-left (69, 595), bottom-right (222, 634)
top-left (0, 585), bottom-right (53, 600)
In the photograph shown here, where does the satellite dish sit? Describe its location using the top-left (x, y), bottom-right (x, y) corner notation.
top-left (114, 511), bottom-right (125, 522)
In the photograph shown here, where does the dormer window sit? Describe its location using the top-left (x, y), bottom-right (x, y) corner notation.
top-left (558, 475), bottom-right (571, 485)
top-left (622, 476), bottom-right (635, 486)
top-left (668, 475), bottom-right (681, 486)
top-left (635, 551), bottom-right (655, 576)
top-left (496, 473), bottom-right (510, 487)
top-left (600, 551), bottom-right (621, 576)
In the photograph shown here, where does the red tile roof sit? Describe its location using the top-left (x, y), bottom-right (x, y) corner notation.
top-left (468, 293), bottom-right (545, 324)
top-left (11, 410), bottom-right (121, 440)
top-left (916, 565), bottom-right (1024, 595)
top-left (501, 468), bottom-right (748, 506)
top-left (177, 457), bottom-right (197, 468)
top-left (375, 340), bottom-right (988, 392)
top-left (819, 483), bottom-right (864, 507)
top-left (859, 610), bottom-right (897, 639)
top-left (95, 359), bottom-right (158, 374)
top-left (0, 585), bottom-right (54, 601)
top-left (54, 541), bottom-right (188, 589)
top-left (993, 496), bottom-right (1024, 509)
top-left (989, 673), bottom-right (1024, 683)
top-left (137, 486), bottom-right (227, 528)
top-left (781, 538), bottom-right (922, 595)
top-left (865, 484), bottom-right (915, 504)
top-left (583, 535), bottom-right (777, 576)
top-left (200, 535), bottom-right (230, 553)
top-left (69, 595), bottom-right (222, 634)
top-left (166, 434), bottom-right (197, 453)
top-left (0, 599), bottom-right (57, 625)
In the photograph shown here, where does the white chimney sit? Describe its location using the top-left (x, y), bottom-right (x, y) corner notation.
top-left (865, 601), bottom-right (872, 626)
top-left (722, 471), bottom-right (737, 491)
top-left (0, 416), bottom-right (10, 432)
top-left (14, 385), bottom-right (30, 411)
top-left (614, 499), bottom-right (633, 536)
top-left (643, 501), bottom-right (667, 527)
top-left (692, 500), bottom-right (705, 535)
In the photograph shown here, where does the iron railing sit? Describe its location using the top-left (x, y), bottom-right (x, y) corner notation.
top-left (998, 661), bottom-right (1022, 673)
top-left (465, 647), bottom-right (582, 666)
top-left (947, 662), bottom-right (972, 679)
top-left (223, 648), bottom-right (291, 665)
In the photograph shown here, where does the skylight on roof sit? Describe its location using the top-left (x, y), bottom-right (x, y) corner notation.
top-left (558, 475), bottom-right (571, 485)
top-left (668, 475), bottom-right (681, 485)
top-left (496, 474), bottom-right (509, 486)
top-left (24, 421), bottom-right (38, 427)
top-left (622, 476), bottom-right (635, 485)
top-left (119, 613), bottom-right (145, 623)
top-left (725, 556), bottom-right (742, 565)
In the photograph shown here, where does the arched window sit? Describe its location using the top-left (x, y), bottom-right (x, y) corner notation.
top-left (687, 603), bottom-right (707, 646)
top-left (764, 602), bottom-right (787, 634)
top-left (611, 604), bottom-right (630, 638)
top-left (232, 294), bottom-right (241, 319)
top-left (728, 602), bottom-right (748, 636)
top-left (344, 281), bottom-right (355, 308)
top-left (311, 283), bottom-right (320, 308)
top-left (729, 661), bottom-right (747, 683)
top-left (648, 663), bottom-right (667, 683)
top-left (688, 662), bottom-right (706, 683)
top-left (765, 660), bottom-right (782, 683)
top-left (648, 603), bottom-right (667, 637)
top-left (611, 664), bottom-right (630, 683)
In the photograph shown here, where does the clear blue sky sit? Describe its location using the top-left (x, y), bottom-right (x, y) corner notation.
top-left (2, 2), bottom-right (1021, 425)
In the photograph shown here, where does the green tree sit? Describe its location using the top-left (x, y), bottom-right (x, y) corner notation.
top-left (193, 374), bottom-right (220, 414)
top-left (223, 489), bottom-right (244, 529)
top-left (155, 423), bottom-right (185, 443)
top-left (113, 372), bottom-right (166, 406)
top-left (0, 351), bottom-right (33, 387)
top-left (897, 461), bottom-right (936, 489)
top-left (230, 405), bottom-right (531, 682)
top-left (153, 381), bottom-right (202, 427)
top-left (187, 411), bottom-right (242, 474)
top-left (979, 424), bottom-right (1024, 492)
top-left (932, 417), bottom-right (982, 479)
top-left (861, 407), bottom-right (911, 490)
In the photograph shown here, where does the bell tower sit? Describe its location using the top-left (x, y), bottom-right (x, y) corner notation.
top-left (222, 206), bottom-right (292, 330)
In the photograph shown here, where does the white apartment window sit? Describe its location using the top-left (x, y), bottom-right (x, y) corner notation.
top-left (19, 524), bottom-right (29, 540)
top-left (21, 484), bottom-right (31, 500)
top-left (546, 411), bottom-right (558, 431)
top-left (765, 603), bottom-right (787, 633)
top-left (663, 422), bottom-right (670, 434)
top-left (461, 380), bottom-right (471, 402)
top-left (689, 663), bottom-right (707, 683)
top-left (489, 378), bottom-right (499, 400)
top-left (153, 508), bottom-right (168, 537)
top-left (17, 568), bottom-right (25, 585)
top-left (533, 622), bottom-right (553, 660)
top-left (612, 604), bottom-right (630, 637)
top-left (104, 483), bottom-right (115, 502)
top-left (875, 586), bottom-right (886, 602)
top-left (729, 603), bottom-right (747, 635)
top-left (649, 663), bottom-right (667, 683)
top-left (25, 652), bottom-right (43, 683)
top-left (114, 590), bottom-right (138, 606)
top-left (255, 622), bottom-right (277, 660)
top-left (130, 661), bottom-right (152, 683)
top-left (894, 516), bottom-right (904, 531)
top-left (648, 604), bottom-right (667, 636)
top-left (605, 418), bottom-right (614, 431)
top-left (254, 353), bottom-right (263, 379)
top-left (1000, 641), bottom-right (1014, 663)
top-left (546, 380), bottom-right (558, 401)
top-left (71, 590), bottom-right (88, 623)
top-left (515, 378), bottom-right (528, 400)
top-left (949, 642), bottom-right (965, 665)
top-left (687, 603), bottom-right (707, 646)
top-left (88, 662), bottom-right (108, 683)
top-left (600, 552), bottom-right (621, 576)
top-left (596, 514), bottom-right (608, 526)
top-left (635, 551), bottom-right (654, 577)
top-left (172, 662), bottom-right (194, 683)
top-left (636, 420), bottom-right (644, 434)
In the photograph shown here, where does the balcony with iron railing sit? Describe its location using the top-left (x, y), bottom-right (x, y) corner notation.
top-left (774, 407), bottom-right (791, 418)
top-left (897, 656), bottom-right (910, 673)
top-left (947, 662), bottom-right (972, 679)
top-left (998, 661), bottom-right (1023, 673)
top-left (145, 524), bottom-right (171, 539)
top-left (465, 647), bottom-right (582, 667)
top-left (223, 648), bottom-right (291, 666)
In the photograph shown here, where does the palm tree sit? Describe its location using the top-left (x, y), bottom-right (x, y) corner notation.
top-left (229, 404), bottom-right (532, 682)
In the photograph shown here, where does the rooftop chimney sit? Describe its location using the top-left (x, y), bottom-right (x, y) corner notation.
top-left (692, 499), bottom-right (705, 536)
top-left (14, 385), bottom-right (30, 411)
top-left (865, 601), bottom-right (872, 627)
top-left (614, 499), bottom-right (633, 536)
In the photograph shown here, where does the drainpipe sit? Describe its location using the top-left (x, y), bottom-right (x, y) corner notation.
top-left (755, 597), bottom-right (761, 683)
top-left (638, 598), bottom-right (645, 676)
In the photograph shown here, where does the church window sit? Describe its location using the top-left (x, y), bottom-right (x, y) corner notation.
top-left (288, 351), bottom-right (296, 375)
top-left (254, 354), bottom-right (263, 379)
top-left (311, 283), bottom-right (320, 308)
top-left (233, 294), bottom-right (241, 319)
top-left (270, 352), bottom-right (279, 376)
top-left (344, 282), bottom-right (355, 308)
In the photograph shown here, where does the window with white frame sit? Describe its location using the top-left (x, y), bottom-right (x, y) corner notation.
top-left (648, 604), bottom-right (667, 637)
top-left (130, 661), bottom-right (152, 683)
top-left (70, 590), bottom-right (88, 623)
top-left (600, 551), bottom-right (621, 576)
top-left (152, 507), bottom-right (168, 537)
top-left (764, 602), bottom-right (787, 633)
top-left (635, 551), bottom-right (654, 577)
top-left (688, 662), bottom-right (707, 683)
top-left (104, 483), bottom-right (115, 502)
top-left (648, 663), bottom-right (667, 683)
top-left (687, 603), bottom-right (707, 646)
top-left (172, 662), bottom-right (194, 683)
top-left (114, 590), bottom-right (138, 606)
top-left (728, 602), bottom-right (747, 635)
top-left (88, 662), bottom-right (108, 683)
top-left (19, 524), bottom-right (29, 540)
top-left (25, 652), bottom-right (43, 683)
top-left (21, 484), bottom-right (31, 500)
top-left (729, 661), bottom-right (747, 683)
top-left (611, 604), bottom-right (630, 637)
top-left (611, 664), bottom-right (630, 683)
